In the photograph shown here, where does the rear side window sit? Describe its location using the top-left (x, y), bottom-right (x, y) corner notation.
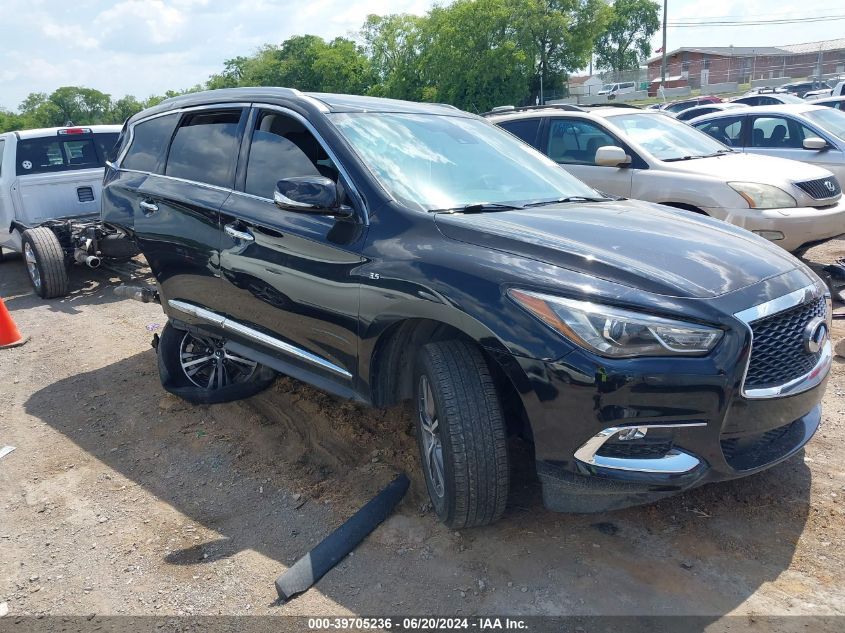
top-left (16, 136), bottom-right (102, 176)
top-left (95, 133), bottom-right (120, 163)
top-left (122, 113), bottom-right (179, 173)
top-left (498, 118), bottom-right (541, 146)
top-left (166, 109), bottom-right (243, 188)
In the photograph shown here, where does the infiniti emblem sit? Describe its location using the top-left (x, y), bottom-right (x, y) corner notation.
top-left (824, 180), bottom-right (836, 193)
top-left (803, 317), bottom-right (828, 354)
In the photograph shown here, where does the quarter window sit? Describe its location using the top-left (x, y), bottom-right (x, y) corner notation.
top-left (546, 119), bottom-right (617, 165)
top-left (498, 118), bottom-right (541, 146)
top-left (122, 113), bottom-right (179, 173)
top-left (165, 109), bottom-right (243, 188)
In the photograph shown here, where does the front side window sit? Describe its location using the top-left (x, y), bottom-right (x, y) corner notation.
top-left (750, 116), bottom-right (817, 149)
top-left (330, 112), bottom-right (600, 211)
top-left (122, 114), bottom-right (179, 173)
top-left (15, 135), bottom-right (103, 176)
top-left (166, 109), bottom-right (243, 188)
top-left (244, 111), bottom-right (330, 199)
top-left (546, 119), bottom-right (617, 165)
top-left (610, 113), bottom-right (727, 161)
top-left (498, 118), bottom-right (541, 146)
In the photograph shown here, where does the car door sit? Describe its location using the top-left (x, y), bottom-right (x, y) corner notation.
top-left (542, 117), bottom-right (633, 197)
top-left (217, 106), bottom-right (366, 390)
top-left (746, 114), bottom-right (844, 178)
top-left (133, 107), bottom-right (247, 316)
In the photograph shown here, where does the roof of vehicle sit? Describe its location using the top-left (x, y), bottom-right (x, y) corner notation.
top-left (4, 125), bottom-right (121, 140)
top-left (811, 96), bottom-right (845, 106)
top-left (130, 87), bottom-right (469, 124)
top-left (690, 103), bottom-right (831, 123)
top-left (482, 103), bottom-right (644, 121)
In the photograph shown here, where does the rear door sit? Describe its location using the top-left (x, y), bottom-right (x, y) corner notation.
top-left (217, 106), bottom-right (366, 389)
top-left (133, 107), bottom-right (247, 314)
top-left (542, 117), bottom-right (633, 196)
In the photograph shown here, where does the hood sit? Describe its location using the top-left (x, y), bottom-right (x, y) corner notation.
top-left (665, 151), bottom-right (832, 183)
top-left (435, 199), bottom-right (799, 299)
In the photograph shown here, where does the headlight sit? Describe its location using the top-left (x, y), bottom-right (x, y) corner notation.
top-left (728, 182), bottom-right (796, 209)
top-left (509, 290), bottom-right (723, 357)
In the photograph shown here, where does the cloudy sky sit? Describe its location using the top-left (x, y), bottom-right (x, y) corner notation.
top-left (1, 0), bottom-right (843, 110)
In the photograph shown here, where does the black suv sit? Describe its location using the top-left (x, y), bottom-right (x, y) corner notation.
top-left (102, 88), bottom-right (832, 527)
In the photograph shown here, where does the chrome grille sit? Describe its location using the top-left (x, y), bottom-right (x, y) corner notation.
top-left (745, 296), bottom-right (826, 390)
top-left (795, 176), bottom-right (841, 200)
top-left (77, 186), bottom-right (95, 202)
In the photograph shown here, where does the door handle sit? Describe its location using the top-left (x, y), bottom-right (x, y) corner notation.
top-left (224, 223), bottom-right (255, 242)
top-left (139, 200), bottom-right (159, 216)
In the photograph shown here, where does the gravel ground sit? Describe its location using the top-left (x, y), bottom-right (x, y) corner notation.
top-left (0, 240), bottom-right (844, 625)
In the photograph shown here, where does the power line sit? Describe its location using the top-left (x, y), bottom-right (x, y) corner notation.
top-left (670, 5), bottom-right (845, 21)
top-left (668, 14), bottom-right (845, 27)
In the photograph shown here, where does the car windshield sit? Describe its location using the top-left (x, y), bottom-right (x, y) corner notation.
top-left (329, 112), bottom-right (601, 211)
top-left (601, 85), bottom-right (614, 92)
top-left (608, 113), bottom-right (727, 161)
top-left (804, 107), bottom-right (845, 141)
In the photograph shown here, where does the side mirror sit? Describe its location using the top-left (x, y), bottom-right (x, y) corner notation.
top-left (274, 176), bottom-right (351, 216)
top-left (594, 146), bottom-right (630, 167)
top-left (803, 137), bottom-right (828, 150)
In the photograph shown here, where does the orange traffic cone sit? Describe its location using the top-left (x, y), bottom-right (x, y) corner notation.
top-left (0, 298), bottom-right (29, 349)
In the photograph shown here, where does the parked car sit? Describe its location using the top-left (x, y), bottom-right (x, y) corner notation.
top-left (104, 88), bottom-right (831, 527)
top-left (804, 80), bottom-right (845, 101)
top-left (691, 104), bottom-right (845, 182)
top-left (731, 91), bottom-right (806, 107)
top-left (0, 125), bottom-right (138, 297)
top-left (597, 81), bottom-right (636, 99)
top-left (489, 105), bottom-right (845, 252)
top-left (676, 102), bottom-right (748, 122)
top-left (662, 96), bottom-right (723, 115)
top-left (779, 80), bottom-right (831, 98)
top-left (811, 96), bottom-right (845, 111)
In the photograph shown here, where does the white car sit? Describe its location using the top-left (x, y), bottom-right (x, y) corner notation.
top-left (488, 105), bottom-right (845, 253)
top-left (675, 102), bottom-right (748, 122)
top-left (690, 104), bottom-right (845, 183)
top-left (730, 92), bottom-right (806, 107)
top-left (0, 125), bottom-right (138, 298)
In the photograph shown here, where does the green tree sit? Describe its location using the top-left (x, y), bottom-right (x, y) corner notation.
top-left (110, 95), bottom-right (144, 123)
top-left (49, 86), bottom-right (112, 125)
top-left (595, 0), bottom-right (660, 73)
top-left (421, 0), bottom-right (532, 112)
top-left (361, 13), bottom-right (426, 100)
top-left (514, 0), bottom-right (611, 98)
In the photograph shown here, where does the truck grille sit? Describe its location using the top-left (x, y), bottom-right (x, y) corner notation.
top-left (77, 186), bottom-right (95, 202)
top-left (744, 296), bottom-right (827, 390)
top-left (795, 176), bottom-right (841, 200)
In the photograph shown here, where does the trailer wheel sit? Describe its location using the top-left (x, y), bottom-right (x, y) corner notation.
top-left (21, 228), bottom-right (69, 299)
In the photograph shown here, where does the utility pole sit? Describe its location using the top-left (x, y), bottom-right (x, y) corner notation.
top-left (660, 0), bottom-right (668, 86)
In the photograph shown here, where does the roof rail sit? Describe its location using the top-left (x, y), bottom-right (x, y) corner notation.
top-left (578, 102), bottom-right (642, 109)
top-left (481, 103), bottom-right (583, 116)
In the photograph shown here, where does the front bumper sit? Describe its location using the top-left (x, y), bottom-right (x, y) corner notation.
top-left (703, 198), bottom-right (845, 252)
top-left (513, 333), bottom-right (828, 512)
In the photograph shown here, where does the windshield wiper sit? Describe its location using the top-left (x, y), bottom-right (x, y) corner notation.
top-left (428, 202), bottom-right (524, 214)
top-left (523, 196), bottom-right (614, 207)
top-left (664, 148), bottom-right (733, 162)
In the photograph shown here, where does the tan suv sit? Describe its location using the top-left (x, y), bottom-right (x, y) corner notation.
top-left (488, 105), bottom-right (845, 253)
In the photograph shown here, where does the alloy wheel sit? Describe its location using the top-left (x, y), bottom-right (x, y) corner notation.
top-left (418, 374), bottom-right (445, 498)
top-left (179, 332), bottom-right (257, 389)
top-left (24, 242), bottom-right (41, 291)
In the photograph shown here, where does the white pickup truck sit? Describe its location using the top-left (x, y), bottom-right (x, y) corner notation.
top-left (0, 125), bottom-right (137, 298)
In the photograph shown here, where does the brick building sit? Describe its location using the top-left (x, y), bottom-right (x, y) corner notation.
top-left (647, 38), bottom-right (845, 88)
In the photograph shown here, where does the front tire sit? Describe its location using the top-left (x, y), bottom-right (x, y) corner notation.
top-left (414, 340), bottom-right (509, 528)
top-left (21, 228), bottom-right (69, 299)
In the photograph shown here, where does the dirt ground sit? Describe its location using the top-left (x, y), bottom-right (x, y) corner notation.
top-left (1, 240), bottom-right (844, 625)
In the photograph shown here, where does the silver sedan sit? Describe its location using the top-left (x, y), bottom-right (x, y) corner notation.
top-left (690, 104), bottom-right (845, 182)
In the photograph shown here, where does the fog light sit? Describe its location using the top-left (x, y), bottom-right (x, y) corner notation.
top-left (753, 230), bottom-right (785, 241)
top-left (617, 426), bottom-right (648, 441)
